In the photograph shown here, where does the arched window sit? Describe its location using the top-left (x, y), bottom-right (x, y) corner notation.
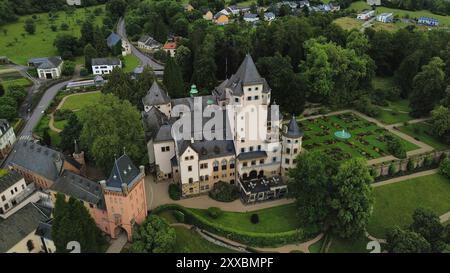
top-left (213, 160), bottom-right (219, 172)
top-left (229, 159), bottom-right (235, 169)
top-left (221, 159), bottom-right (227, 170)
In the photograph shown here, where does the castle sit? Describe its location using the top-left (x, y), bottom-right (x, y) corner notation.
top-left (142, 54), bottom-right (304, 203)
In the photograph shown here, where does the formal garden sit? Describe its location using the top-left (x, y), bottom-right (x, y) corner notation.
top-left (299, 113), bottom-right (418, 161)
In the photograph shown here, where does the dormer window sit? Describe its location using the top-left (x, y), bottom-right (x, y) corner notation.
top-left (235, 98), bottom-right (239, 103)
top-left (255, 87), bottom-right (259, 90)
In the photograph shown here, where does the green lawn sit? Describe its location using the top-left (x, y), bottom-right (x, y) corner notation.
top-left (368, 174), bottom-right (450, 238)
top-left (189, 204), bottom-right (301, 233)
top-left (376, 6), bottom-right (450, 27)
top-left (0, 68), bottom-right (32, 91)
top-left (372, 77), bottom-right (395, 91)
top-left (33, 114), bottom-right (61, 146)
top-left (173, 226), bottom-right (238, 253)
top-left (308, 237), bottom-right (324, 253)
top-left (157, 210), bottom-right (179, 224)
top-left (333, 17), bottom-right (362, 31)
top-left (0, 5), bottom-right (106, 65)
top-left (60, 91), bottom-right (101, 111)
top-left (376, 100), bottom-right (413, 125)
top-left (328, 235), bottom-right (371, 253)
top-left (348, 1), bottom-right (371, 12)
top-left (300, 113), bottom-right (418, 162)
top-left (399, 122), bottom-right (450, 151)
top-left (123, 54), bottom-right (141, 73)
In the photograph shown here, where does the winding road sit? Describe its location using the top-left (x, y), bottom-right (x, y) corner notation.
top-left (116, 18), bottom-right (164, 76)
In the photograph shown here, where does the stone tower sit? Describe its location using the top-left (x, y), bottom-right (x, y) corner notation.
top-left (281, 115), bottom-right (303, 175)
top-left (72, 140), bottom-right (85, 166)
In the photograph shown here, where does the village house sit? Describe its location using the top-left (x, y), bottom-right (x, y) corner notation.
top-left (357, 10), bottom-right (375, 20)
top-left (418, 16), bottom-right (439, 27)
top-left (214, 12), bottom-right (230, 25)
top-left (28, 57), bottom-right (63, 80)
top-left (66, 0), bottom-right (81, 6)
top-left (243, 13), bottom-right (259, 23)
top-left (163, 40), bottom-right (177, 57)
top-left (107, 32), bottom-right (131, 56)
top-left (367, 0), bottom-right (381, 6)
top-left (264, 12), bottom-right (276, 21)
top-left (137, 35), bottom-right (162, 51)
top-left (91, 57), bottom-right (122, 75)
top-left (141, 54), bottom-right (304, 202)
top-left (377, 12), bottom-right (394, 23)
top-left (0, 119), bottom-right (16, 160)
top-left (203, 10), bottom-right (213, 20)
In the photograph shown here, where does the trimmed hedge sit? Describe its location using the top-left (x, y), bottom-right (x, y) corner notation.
top-left (168, 184), bottom-right (181, 200)
top-left (151, 204), bottom-right (315, 247)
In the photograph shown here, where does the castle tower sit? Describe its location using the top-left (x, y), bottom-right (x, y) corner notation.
top-left (281, 115), bottom-right (303, 176)
top-left (101, 154), bottom-right (148, 241)
top-left (142, 81), bottom-right (171, 117)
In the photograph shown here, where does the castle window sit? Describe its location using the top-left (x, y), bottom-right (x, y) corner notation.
top-left (213, 161), bottom-right (219, 172)
top-left (285, 159), bottom-right (290, 164)
top-left (249, 146), bottom-right (254, 152)
top-left (230, 159), bottom-right (235, 169)
top-left (294, 148), bottom-right (298, 154)
top-left (221, 159), bottom-right (227, 170)
top-left (235, 98), bottom-right (239, 103)
top-left (257, 145), bottom-right (261, 151)
top-left (241, 148), bottom-right (245, 153)
top-left (286, 148), bottom-right (291, 154)
top-left (260, 159), bottom-right (265, 164)
top-left (205, 175), bottom-right (209, 181)
top-left (190, 156), bottom-right (194, 160)
top-left (205, 185), bottom-right (210, 190)
top-left (251, 160), bottom-right (256, 166)
top-left (243, 162), bottom-right (248, 167)
top-left (287, 139), bottom-right (291, 143)
top-left (188, 166), bottom-right (192, 172)
top-left (254, 96), bottom-right (259, 100)
top-left (189, 178), bottom-right (193, 184)
top-left (189, 187), bottom-right (193, 193)
top-left (247, 96), bottom-right (252, 101)
top-left (272, 157), bottom-right (277, 162)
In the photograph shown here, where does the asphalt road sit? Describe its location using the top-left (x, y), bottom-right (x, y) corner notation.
top-left (116, 18), bottom-right (164, 75)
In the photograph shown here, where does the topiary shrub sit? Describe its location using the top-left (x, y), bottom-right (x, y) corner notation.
top-left (208, 181), bottom-right (240, 202)
top-left (168, 184), bottom-right (181, 200)
top-left (407, 159), bottom-right (416, 171)
top-left (172, 210), bottom-right (185, 223)
top-left (439, 158), bottom-right (450, 179)
top-left (388, 163), bottom-right (397, 176)
top-left (207, 207), bottom-right (223, 219)
top-left (250, 214), bottom-right (259, 224)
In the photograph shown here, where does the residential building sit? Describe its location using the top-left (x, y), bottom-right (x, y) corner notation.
top-left (367, 0), bottom-right (381, 6)
top-left (0, 171), bottom-right (27, 215)
top-left (377, 13), bottom-right (394, 23)
top-left (227, 5), bottom-right (250, 15)
top-left (309, 3), bottom-right (340, 13)
top-left (203, 10), bottom-right (213, 20)
top-left (137, 35), bottom-right (162, 51)
top-left (0, 119), bottom-right (16, 159)
top-left (66, 75), bottom-right (105, 90)
top-left (142, 54), bottom-right (304, 202)
top-left (163, 41), bottom-right (177, 57)
top-left (264, 12), bottom-right (276, 21)
top-left (357, 10), bottom-right (375, 20)
top-left (28, 57), bottom-right (63, 80)
top-left (243, 13), bottom-right (259, 23)
top-left (214, 12), bottom-right (230, 25)
top-left (418, 17), bottom-right (439, 27)
top-left (66, 0), bottom-right (81, 5)
top-left (106, 33), bottom-right (130, 56)
top-left (91, 57), bottom-right (122, 75)
top-left (8, 140), bottom-right (83, 189)
top-left (0, 202), bottom-right (52, 253)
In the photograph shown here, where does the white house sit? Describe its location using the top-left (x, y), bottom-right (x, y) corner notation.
top-left (377, 13), bottom-right (394, 23)
top-left (243, 13), bottom-right (259, 23)
top-left (28, 57), bottom-right (63, 80)
top-left (0, 119), bottom-right (16, 160)
top-left (0, 171), bottom-right (27, 215)
top-left (367, 0), bottom-right (381, 6)
top-left (264, 12), bottom-right (275, 21)
top-left (138, 35), bottom-right (162, 51)
top-left (91, 57), bottom-right (122, 75)
top-left (66, 0), bottom-right (81, 5)
top-left (357, 10), bottom-right (375, 20)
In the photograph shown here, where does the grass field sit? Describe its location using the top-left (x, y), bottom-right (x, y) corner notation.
top-left (300, 113), bottom-right (418, 161)
top-left (0, 5), bottom-right (106, 65)
top-left (123, 54), bottom-right (141, 73)
top-left (189, 204), bottom-right (301, 233)
top-left (34, 115), bottom-right (61, 146)
top-left (367, 174), bottom-right (450, 237)
top-left (173, 226), bottom-right (238, 253)
top-left (328, 235), bottom-right (371, 253)
top-left (60, 91), bottom-right (101, 111)
top-left (0, 68), bottom-right (32, 91)
top-left (333, 17), bottom-right (362, 30)
top-left (376, 100), bottom-right (413, 125)
top-left (376, 6), bottom-right (450, 27)
top-left (399, 122), bottom-right (450, 151)
top-left (348, 1), bottom-right (371, 12)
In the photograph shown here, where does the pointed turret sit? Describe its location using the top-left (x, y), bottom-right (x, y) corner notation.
top-left (234, 54), bottom-right (264, 85)
top-left (284, 115), bottom-right (303, 138)
top-left (142, 81), bottom-right (171, 107)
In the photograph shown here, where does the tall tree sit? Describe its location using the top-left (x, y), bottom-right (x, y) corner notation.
top-left (84, 43), bottom-right (97, 73)
top-left (410, 57), bottom-right (446, 116)
top-left (174, 45), bottom-right (192, 83)
top-left (410, 208), bottom-right (447, 253)
top-left (288, 151), bottom-right (338, 233)
top-left (52, 194), bottom-right (106, 253)
top-left (129, 215), bottom-right (176, 253)
top-left (191, 34), bottom-right (217, 91)
top-left (163, 57), bottom-right (186, 98)
top-left (59, 113), bottom-right (83, 153)
top-left (386, 227), bottom-right (431, 253)
top-left (79, 94), bottom-right (146, 173)
top-left (330, 158), bottom-right (374, 238)
top-left (394, 50), bottom-right (424, 98)
top-left (430, 105), bottom-right (450, 144)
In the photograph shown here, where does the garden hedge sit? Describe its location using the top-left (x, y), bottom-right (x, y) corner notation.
top-left (151, 204), bottom-right (315, 247)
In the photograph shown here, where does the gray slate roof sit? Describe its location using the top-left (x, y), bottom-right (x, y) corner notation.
top-left (9, 140), bottom-right (65, 181)
top-left (106, 32), bottom-right (121, 48)
top-left (92, 57), bottom-right (121, 66)
top-left (215, 54), bottom-right (271, 97)
top-left (0, 170), bottom-right (23, 194)
top-left (106, 155), bottom-right (140, 189)
top-left (35, 220), bottom-right (52, 240)
top-left (237, 150), bottom-right (267, 161)
top-left (51, 170), bottom-right (105, 209)
top-left (0, 203), bottom-right (51, 252)
top-left (0, 119), bottom-right (11, 136)
top-left (178, 139), bottom-right (235, 160)
top-left (28, 57), bottom-right (63, 69)
top-left (142, 81), bottom-right (171, 106)
top-left (284, 116), bottom-right (303, 138)
top-left (141, 107), bottom-right (169, 141)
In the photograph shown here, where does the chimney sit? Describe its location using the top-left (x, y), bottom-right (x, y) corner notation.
top-left (121, 183), bottom-right (129, 195)
top-left (139, 165), bottom-right (145, 175)
top-left (100, 180), bottom-right (106, 190)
